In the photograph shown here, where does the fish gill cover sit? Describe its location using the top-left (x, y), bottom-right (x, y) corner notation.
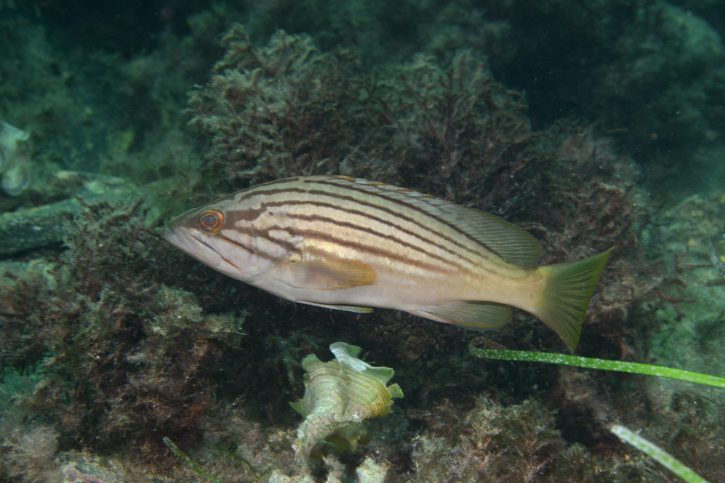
top-left (0, 0), bottom-right (723, 481)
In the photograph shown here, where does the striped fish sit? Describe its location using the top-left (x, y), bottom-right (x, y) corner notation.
top-left (165, 176), bottom-right (611, 350)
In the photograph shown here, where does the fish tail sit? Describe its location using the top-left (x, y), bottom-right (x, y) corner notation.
top-left (534, 248), bottom-right (613, 351)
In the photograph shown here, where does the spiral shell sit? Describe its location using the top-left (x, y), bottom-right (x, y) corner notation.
top-left (290, 342), bottom-right (404, 467)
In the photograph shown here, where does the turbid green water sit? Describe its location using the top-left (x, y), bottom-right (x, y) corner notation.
top-left (1, 1), bottom-right (723, 481)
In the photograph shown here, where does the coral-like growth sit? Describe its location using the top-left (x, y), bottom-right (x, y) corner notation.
top-left (490, 1), bottom-right (725, 191)
top-left (367, 51), bottom-right (539, 215)
top-left (1, 6), bottom-right (693, 479)
top-left (0, 199), bottom-right (245, 461)
top-left (645, 193), bottom-right (725, 374)
top-left (183, 36), bottom-right (649, 473)
top-left (189, 27), bottom-right (545, 213)
top-left (189, 27), bottom-right (374, 188)
top-left (410, 396), bottom-right (662, 481)
top-left (190, 27), bottom-right (642, 357)
top-left (0, 260), bottom-right (60, 368)
top-left (655, 392), bottom-right (725, 481)
top-left (1, 426), bottom-right (61, 482)
top-left (190, 24), bottom-right (639, 245)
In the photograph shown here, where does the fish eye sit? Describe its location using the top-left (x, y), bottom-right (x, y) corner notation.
top-left (198, 209), bottom-right (225, 234)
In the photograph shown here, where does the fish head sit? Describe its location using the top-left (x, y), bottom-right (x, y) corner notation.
top-left (164, 196), bottom-right (275, 281)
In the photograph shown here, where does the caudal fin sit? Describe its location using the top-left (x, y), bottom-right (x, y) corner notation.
top-left (535, 249), bottom-right (612, 351)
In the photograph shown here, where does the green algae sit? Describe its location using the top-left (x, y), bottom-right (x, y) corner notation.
top-left (469, 343), bottom-right (725, 389)
top-left (162, 436), bottom-right (219, 483)
top-left (643, 194), bottom-right (725, 379)
top-left (610, 424), bottom-right (707, 483)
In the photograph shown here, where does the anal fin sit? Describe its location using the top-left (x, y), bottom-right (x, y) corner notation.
top-left (415, 301), bottom-right (511, 330)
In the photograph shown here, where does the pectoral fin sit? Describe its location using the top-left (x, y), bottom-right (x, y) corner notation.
top-left (289, 256), bottom-right (377, 290)
top-left (415, 301), bottom-right (511, 330)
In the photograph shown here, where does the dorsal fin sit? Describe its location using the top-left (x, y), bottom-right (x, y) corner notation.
top-left (326, 177), bottom-right (543, 268)
top-left (447, 204), bottom-right (543, 268)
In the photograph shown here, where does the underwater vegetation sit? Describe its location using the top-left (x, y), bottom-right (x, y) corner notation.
top-left (0, 202), bottom-right (246, 469)
top-left (0, 1), bottom-right (724, 481)
top-left (610, 424), bottom-right (709, 483)
top-left (492, 1), bottom-right (725, 193)
top-left (188, 24), bottom-right (641, 362)
top-left (238, 0), bottom-right (725, 193)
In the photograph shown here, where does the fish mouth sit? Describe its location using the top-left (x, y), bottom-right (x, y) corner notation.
top-left (164, 227), bottom-right (222, 269)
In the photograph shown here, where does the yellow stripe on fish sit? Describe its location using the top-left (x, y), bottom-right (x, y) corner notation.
top-left (165, 176), bottom-right (611, 351)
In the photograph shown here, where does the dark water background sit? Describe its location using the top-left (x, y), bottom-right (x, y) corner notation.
top-left (1, 1), bottom-right (724, 481)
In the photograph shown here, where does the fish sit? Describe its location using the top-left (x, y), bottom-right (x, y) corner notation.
top-left (164, 176), bottom-right (611, 351)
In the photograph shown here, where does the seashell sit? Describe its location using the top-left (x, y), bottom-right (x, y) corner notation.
top-left (0, 121), bottom-right (29, 172)
top-left (2, 154), bottom-right (32, 196)
top-left (290, 342), bottom-right (404, 468)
